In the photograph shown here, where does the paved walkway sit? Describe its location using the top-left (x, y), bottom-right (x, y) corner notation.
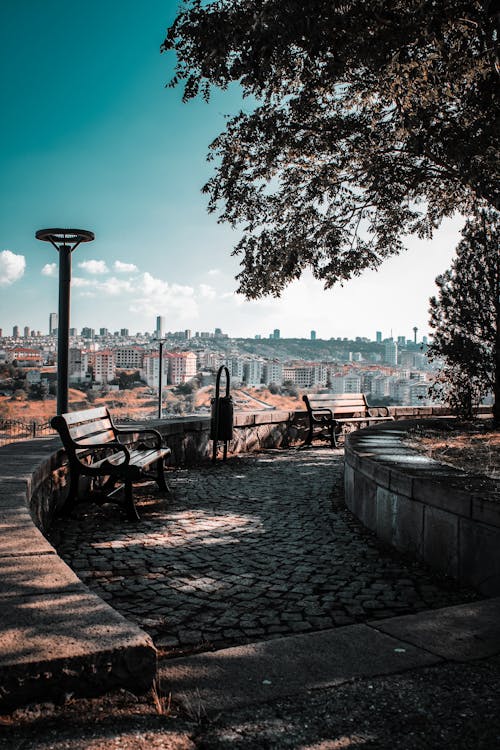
top-left (48, 448), bottom-right (479, 654)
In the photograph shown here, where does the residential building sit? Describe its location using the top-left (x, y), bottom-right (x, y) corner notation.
top-left (168, 351), bottom-right (197, 385)
top-left (115, 346), bottom-right (145, 370)
top-left (143, 352), bottom-right (169, 389)
top-left (243, 359), bottom-right (264, 386)
top-left (7, 347), bottom-right (43, 366)
top-left (262, 361), bottom-right (284, 386)
top-left (92, 350), bottom-right (115, 384)
top-left (12, 326), bottom-right (19, 338)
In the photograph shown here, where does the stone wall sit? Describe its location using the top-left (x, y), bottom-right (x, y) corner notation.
top-left (344, 420), bottom-right (500, 596)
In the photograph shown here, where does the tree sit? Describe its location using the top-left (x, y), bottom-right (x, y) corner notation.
top-left (428, 209), bottom-right (500, 420)
top-left (163, 0), bottom-right (500, 298)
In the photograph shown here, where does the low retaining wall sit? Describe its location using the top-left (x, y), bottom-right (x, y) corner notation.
top-left (0, 408), bottom-right (302, 708)
top-left (344, 420), bottom-right (500, 596)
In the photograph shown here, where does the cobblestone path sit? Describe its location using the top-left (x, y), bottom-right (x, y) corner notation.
top-left (48, 448), bottom-right (479, 654)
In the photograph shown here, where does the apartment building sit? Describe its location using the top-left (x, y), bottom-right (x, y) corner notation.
top-left (143, 352), bottom-right (169, 388)
top-left (68, 348), bottom-right (90, 382)
top-left (283, 364), bottom-right (327, 388)
top-left (168, 351), bottom-right (197, 385)
top-left (92, 350), bottom-right (116, 385)
top-left (262, 361), bottom-right (284, 386)
top-left (6, 347), bottom-right (43, 366)
top-left (225, 356), bottom-right (245, 383)
top-left (115, 346), bottom-right (145, 370)
top-left (243, 359), bottom-right (264, 386)
top-left (330, 373), bottom-right (362, 393)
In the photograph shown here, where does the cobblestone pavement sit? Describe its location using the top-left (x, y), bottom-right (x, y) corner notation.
top-left (48, 448), bottom-right (479, 654)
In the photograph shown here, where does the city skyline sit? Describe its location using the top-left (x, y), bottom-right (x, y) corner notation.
top-left (1, 1), bottom-right (463, 341)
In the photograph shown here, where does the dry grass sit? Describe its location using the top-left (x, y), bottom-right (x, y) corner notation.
top-left (407, 425), bottom-right (500, 479)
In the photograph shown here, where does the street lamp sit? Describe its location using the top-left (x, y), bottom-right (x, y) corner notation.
top-left (36, 228), bottom-right (94, 415)
top-left (158, 339), bottom-right (168, 419)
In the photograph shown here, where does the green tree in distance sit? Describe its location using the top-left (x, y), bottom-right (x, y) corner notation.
top-left (428, 209), bottom-right (500, 421)
top-left (162, 1), bottom-right (499, 298)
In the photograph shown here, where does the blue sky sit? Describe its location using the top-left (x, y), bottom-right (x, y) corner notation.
top-left (0, 0), bottom-right (462, 341)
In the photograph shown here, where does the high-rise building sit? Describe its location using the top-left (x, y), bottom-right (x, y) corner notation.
top-left (384, 340), bottom-right (398, 366)
top-left (273, 329), bottom-right (280, 340)
top-left (397, 335), bottom-right (406, 346)
top-left (376, 331), bottom-right (382, 343)
top-left (310, 330), bottom-right (316, 340)
top-left (99, 327), bottom-right (108, 337)
top-left (49, 313), bottom-right (58, 335)
top-left (120, 328), bottom-right (129, 337)
top-left (23, 326), bottom-right (30, 338)
top-left (12, 325), bottom-right (19, 338)
top-left (81, 327), bottom-right (95, 339)
top-left (156, 316), bottom-right (165, 339)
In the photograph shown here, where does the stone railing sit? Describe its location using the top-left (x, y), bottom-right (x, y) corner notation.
top-left (344, 418), bottom-right (499, 596)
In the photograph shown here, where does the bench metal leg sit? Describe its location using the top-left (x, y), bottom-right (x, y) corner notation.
top-left (125, 479), bottom-right (140, 522)
top-left (155, 459), bottom-right (171, 494)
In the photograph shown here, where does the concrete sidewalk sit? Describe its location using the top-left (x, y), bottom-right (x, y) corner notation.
top-left (159, 597), bottom-right (500, 713)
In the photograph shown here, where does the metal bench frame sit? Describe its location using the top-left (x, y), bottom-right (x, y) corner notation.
top-left (301, 392), bottom-right (394, 448)
top-left (51, 406), bottom-right (171, 521)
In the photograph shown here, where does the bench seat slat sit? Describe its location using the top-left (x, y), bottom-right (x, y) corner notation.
top-left (90, 447), bottom-right (170, 471)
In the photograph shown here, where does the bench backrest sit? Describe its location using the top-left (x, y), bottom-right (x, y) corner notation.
top-left (51, 407), bottom-right (117, 458)
top-left (303, 392), bottom-right (370, 416)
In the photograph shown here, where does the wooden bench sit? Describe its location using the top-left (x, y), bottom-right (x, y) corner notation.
top-left (301, 392), bottom-right (394, 448)
top-left (51, 407), bottom-right (171, 521)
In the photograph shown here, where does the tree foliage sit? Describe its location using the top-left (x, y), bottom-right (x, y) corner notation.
top-left (163, 0), bottom-right (500, 297)
top-left (428, 209), bottom-right (500, 419)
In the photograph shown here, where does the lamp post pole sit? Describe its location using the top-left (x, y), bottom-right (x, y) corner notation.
top-left (36, 229), bottom-right (94, 414)
top-left (158, 339), bottom-right (167, 419)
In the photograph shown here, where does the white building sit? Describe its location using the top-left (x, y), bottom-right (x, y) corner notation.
top-left (262, 361), bottom-right (284, 386)
top-left (143, 352), bottom-right (169, 389)
top-left (168, 351), bottom-right (197, 385)
top-left (243, 359), bottom-right (264, 386)
top-left (92, 350), bottom-right (116, 385)
top-left (69, 348), bottom-right (89, 383)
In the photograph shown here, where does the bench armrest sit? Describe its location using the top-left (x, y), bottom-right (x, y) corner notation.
top-left (311, 408), bottom-right (334, 421)
top-left (114, 426), bottom-right (162, 448)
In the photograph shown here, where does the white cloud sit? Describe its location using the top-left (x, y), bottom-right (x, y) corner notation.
top-left (128, 272), bottom-right (198, 320)
top-left (99, 277), bottom-right (133, 296)
top-left (78, 259), bottom-right (109, 274)
top-left (41, 262), bottom-right (57, 277)
top-left (207, 268), bottom-right (221, 276)
top-left (114, 260), bottom-right (138, 273)
top-left (0, 250), bottom-right (25, 286)
top-left (199, 283), bottom-right (216, 300)
top-left (72, 276), bottom-right (94, 288)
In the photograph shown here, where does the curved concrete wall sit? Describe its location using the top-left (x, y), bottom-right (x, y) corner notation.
top-left (344, 421), bottom-right (500, 596)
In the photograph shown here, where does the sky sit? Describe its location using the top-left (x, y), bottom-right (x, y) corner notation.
top-left (0, 0), bottom-right (464, 342)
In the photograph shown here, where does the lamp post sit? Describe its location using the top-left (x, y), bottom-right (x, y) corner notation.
top-left (158, 339), bottom-right (168, 419)
top-left (36, 228), bottom-right (94, 415)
